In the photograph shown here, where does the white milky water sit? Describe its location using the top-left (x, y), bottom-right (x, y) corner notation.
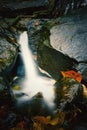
top-left (19, 31), bottom-right (37, 79)
top-left (18, 31), bottom-right (55, 108)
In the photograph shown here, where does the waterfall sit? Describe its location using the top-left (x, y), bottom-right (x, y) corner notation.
top-left (19, 31), bottom-right (37, 79)
top-left (18, 31), bottom-right (55, 109)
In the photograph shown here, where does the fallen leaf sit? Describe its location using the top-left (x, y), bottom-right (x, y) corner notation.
top-left (61, 70), bottom-right (82, 83)
top-left (13, 85), bottom-right (20, 90)
top-left (8, 36), bottom-right (15, 42)
top-left (49, 117), bottom-right (59, 125)
top-left (33, 111), bottom-right (65, 127)
top-left (33, 122), bottom-right (44, 130)
top-left (34, 21), bottom-right (39, 26)
top-left (82, 84), bottom-right (87, 98)
top-left (33, 116), bottom-right (50, 125)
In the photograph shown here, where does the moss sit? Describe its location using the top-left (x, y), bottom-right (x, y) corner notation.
top-left (38, 26), bottom-right (51, 48)
top-left (0, 60), bottom-right (6, 71)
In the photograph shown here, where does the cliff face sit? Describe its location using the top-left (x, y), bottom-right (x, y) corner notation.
top-left (0, 0), bottom-right (87, 18)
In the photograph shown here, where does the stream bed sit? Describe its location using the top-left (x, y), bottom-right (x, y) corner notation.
top-left (0, 7), bottom-right (87, 130)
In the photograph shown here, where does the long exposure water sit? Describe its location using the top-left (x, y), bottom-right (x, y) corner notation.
top-left (19, 31), bottom-right (37, 79)
top-left (12, 31), bottom-right (56, 112)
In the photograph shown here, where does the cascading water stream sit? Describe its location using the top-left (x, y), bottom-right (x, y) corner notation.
top-left (19, 31), bottom-right (37, 79)
top-left (12, 31), bottom-right (56, 112)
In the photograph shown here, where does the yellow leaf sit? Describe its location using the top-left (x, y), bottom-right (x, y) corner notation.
top-left (8, 36), bottom-right (14, 41)
top-left (49, 117), bottom-right (59, 125)
top-left (82, 84), bottom-right (87, 98)
top-left (13, 85), bottom-right (20, 90)
top-left (33, 122), bottom-right (44, 130)
top-left (46, 116), bottom-right (51, 120)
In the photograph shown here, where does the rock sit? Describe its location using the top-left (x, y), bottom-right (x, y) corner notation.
top-left (27, 22), bottom-right (77, 79)
top-left (0, 75), bottom-right (11, 106)
top-left (0, 36), bottom-right (18, 73)
top-left (27, 19), bottom-right (46, 54)
top-left (0, 77), bottom-right (6, 92)
top-left (50, 8), bottom-right (87, 81)
top-left (11, 52), bottom-right (25, 77)
top-left (37, 42), bottom-right (77, 79)
top-left (74, 124), bottom-right (87, 130)
top-left (0, 0), bottom-right (52, 17)
top-left (27, 8), bottom-right (87, 82)
top-left (0, 18), bottom-right (21, 75)
top-left (50, 8), bottom-right (87, 61)
top-left (55, 78), bottom-right (83, 110)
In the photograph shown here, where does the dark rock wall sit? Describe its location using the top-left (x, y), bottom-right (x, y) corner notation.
top-left (0, 0), bottom-right (52, 17)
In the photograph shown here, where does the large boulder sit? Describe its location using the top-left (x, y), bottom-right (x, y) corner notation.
top-left (50, 8), bottom-right (87, 82)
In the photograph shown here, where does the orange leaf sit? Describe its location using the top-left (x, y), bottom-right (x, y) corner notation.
top-left (61, 70), bottom-right (82, 83)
